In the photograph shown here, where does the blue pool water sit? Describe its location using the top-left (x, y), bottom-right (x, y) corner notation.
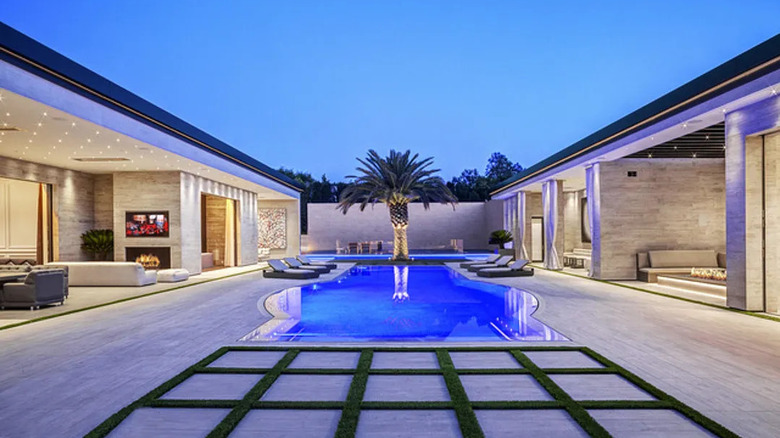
top-left (243, 266), bottom-right (567, 342)
top-left (306, 253), bottom-right (493, 261)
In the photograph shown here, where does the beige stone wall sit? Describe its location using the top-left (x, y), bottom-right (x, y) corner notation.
top-left (597, 158), bottom-right (726, 280)
top-left (93, 174), bottom-right (113, 230)
top-left (258, 199), bottom-right (300, 258)
top-left (563, 190), bottom-right (590, 252)
top-left (113, 171), bottom-right (182, 266)
top-left (0, 157), bottom-right (95, 261)
top-left (306, 201), bottom-right (502, 252)
top-left (763, 131), bottom-right (780, 313)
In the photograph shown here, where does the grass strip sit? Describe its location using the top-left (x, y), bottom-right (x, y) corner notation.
top-left (206, 349), bottom-right (300, 438)
top-left (84, 347), bottom-right (231, 438)
top-left (361, 401), bottom-right (454, 409)
top-left (436, 349), bottom-right (485, 438)
top-left (0, 268), bottom-right (265, 332)
top-left (334, 349), bottom-right (372, 438)
top-left (251, 401), bottom-right (346, 409)
top-left (581, 347), bottom-right (740, 438)
top-left (531, 264), bottom-right (780, 323)
top-left (509, 349), bottom-right (611, 438)
top-left (470, 400), bottom-right (564, 409)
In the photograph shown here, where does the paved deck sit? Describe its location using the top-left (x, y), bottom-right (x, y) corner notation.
top-left (0, 264), bottom-right (777, 436)
top-left (0, 264), bottom-right (265, 328)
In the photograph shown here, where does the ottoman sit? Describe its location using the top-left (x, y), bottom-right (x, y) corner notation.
top-left (158, 268), bottom-right (189, 283)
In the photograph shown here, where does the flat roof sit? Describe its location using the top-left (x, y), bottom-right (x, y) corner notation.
top-left (492, 32), bottom-right (780, 195)
top-left (0, 22), bottom-right (304, 192)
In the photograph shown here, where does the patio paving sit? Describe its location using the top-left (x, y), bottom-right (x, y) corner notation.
top-left (0, 265), bottom-right (778, 436)
top-left (86, 347), bottom-right (735, 437)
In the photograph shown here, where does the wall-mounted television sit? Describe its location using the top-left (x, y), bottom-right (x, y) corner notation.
top-left (125, 212), bottom-right (169, 237)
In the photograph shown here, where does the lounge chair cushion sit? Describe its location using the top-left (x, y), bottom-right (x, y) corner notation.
top-left (459, 254), bottom-right (500, 268)
top-left (647, 250), bottom-right (718, 268)
top-left (298, 255), bottom-right (337, 270)
top-left (284, 258), bottom-right (330, 273)
top-left (477, 267), bottom-right (534, 278)
top-left (467, 256), bottom-right (513, 272)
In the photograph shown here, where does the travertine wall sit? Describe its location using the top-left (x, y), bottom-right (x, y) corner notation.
top-left (0, 157), bottom-right (94, 261)
top-left (93, 174), bottom-right (113, 230)
top-left (598, 158), bottom-right (726, 280)
top-left (724, 95), bottom-right (780, 311)
top-left (306, 201), bottom-right (503, 252)
top-left (764, 131), bottom-right (780, 314)
top-left (258, 199), bottom-right (300, 258)
top-left (113, 171), bottom-right (182, 266)
top-left (563, 190), bottom-right (590, 252)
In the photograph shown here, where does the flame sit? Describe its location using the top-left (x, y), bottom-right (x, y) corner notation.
top-left (690, 268), bottom-right (727, 281)
top-left (135, 254), bottom-right (161, 269)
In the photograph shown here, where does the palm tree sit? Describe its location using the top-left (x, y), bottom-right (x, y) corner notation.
top-left (338, 149), bottom-right (457, 261)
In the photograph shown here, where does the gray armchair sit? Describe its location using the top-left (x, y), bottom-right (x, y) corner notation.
top-left (1, 270), bottom-right (65, 310)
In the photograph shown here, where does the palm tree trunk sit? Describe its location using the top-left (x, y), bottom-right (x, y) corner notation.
top-left (389, 203), bottom-right (410, 260)
top-left (392, 225), bottom-right (409, 260)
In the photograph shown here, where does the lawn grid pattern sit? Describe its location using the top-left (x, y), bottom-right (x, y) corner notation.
top-left (86, 346), bottom-right (740, 438)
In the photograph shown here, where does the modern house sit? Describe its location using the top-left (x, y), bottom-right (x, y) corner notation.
top-left (0, 23), bottom-right (302, 276)
top-left (492, 33), bottom-right (780, 314)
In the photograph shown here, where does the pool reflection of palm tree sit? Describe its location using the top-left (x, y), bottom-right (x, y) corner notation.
top-left (392, 265), bottom-right (409, 302)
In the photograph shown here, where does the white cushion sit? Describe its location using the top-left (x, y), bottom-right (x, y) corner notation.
top-left (158, 269), bottom-right (189, 283)
top-left (46, 262), bottom-right (157, 287)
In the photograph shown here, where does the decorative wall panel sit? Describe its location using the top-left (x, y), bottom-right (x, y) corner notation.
top-left (258, 208), bottom-right (287, 249)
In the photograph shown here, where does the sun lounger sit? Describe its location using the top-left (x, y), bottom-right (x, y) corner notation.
top-left (284, 257), bottom-right (331, 273)
top-left (297, 255), bottom-right (338, 270)
top-left (477, 259), bottom-right (534, 277)
top-left (263, 259), bottom-right (319, 279)
top-left (467, 255), bottom-right (513, 272)
top-left (459, 254), bottom-right (500, 269)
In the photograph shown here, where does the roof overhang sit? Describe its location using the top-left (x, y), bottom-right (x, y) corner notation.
top-left (0, 22), bottom-right (304, 193)
top-left (491, 33), bottom-right (780, 198)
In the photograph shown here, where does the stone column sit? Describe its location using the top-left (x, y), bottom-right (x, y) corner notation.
top-left (542, 180), bottom-right (564, 270)
top-left (724, 94), bottom-right (780, 311)
top-left (585, 164), bottom-right (601, 278)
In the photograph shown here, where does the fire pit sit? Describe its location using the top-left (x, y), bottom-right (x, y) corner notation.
top-left (690, 268), bottom-right (727, 281)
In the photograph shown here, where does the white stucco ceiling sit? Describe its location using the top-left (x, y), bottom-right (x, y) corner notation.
top-left (0, 88), bottom-right (295, 200)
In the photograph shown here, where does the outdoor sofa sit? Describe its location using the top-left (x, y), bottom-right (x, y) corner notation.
top-left (636, 250), bottom-right (725, 282)
top-left (264, 259), bottom-right (319, 279)
top-left (47, 262), bottom-right (157, 287)
top-left (459, 253), bottom-right (500, 269)
top-left (0, 270), bottom-right (65, 310)
top-left (1, 264), bottom-right (69, 297)
top-left (477, 259), bottom-right (534, 277)
top-left (284, 257), bottom-right (331, 273)
top-left (467, 255), bottom-right (513, 272)
top-left (297, 255), bottom-right (338, 270)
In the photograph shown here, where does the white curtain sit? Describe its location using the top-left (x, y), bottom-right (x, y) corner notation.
top-left (585, 164), bottom-right (600, 277)
top-left (224, 199), bottom-right (236, 267)
top-left (542, 180), bottom-right (562, 270)
top-left (516, 192), bottom-right (529, 260)
top-left (503, 197), bottom-right (517, 249)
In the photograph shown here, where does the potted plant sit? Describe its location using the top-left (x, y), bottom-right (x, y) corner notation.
top-left (80, 229), bottom-right (114, 261)
top-left (488, 229), bottom-right (514, 256)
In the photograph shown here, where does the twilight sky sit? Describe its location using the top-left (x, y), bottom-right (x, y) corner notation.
top-left (2, 1), bottom-right (780, 180)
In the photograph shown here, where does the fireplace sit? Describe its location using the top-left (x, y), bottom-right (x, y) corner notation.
top-left (125, 247), bottom-right (171, 270)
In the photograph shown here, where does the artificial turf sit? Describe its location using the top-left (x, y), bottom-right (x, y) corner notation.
top-left (86, 346), bottom-right (740, 438)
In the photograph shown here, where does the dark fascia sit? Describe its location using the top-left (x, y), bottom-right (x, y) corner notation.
top-left (491, 32), bottom-right (780, 195)
top-left (0, 22), bottom-right (304, 192)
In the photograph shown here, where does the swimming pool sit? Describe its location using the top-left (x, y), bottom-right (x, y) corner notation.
top-left (242, 265), bottom-right (567, 342)
top-left (305, 253), bottom-right (493, 262)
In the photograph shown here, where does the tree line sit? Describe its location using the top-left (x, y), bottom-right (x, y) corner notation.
top-left (278, 152), bottom-right (523, 233)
